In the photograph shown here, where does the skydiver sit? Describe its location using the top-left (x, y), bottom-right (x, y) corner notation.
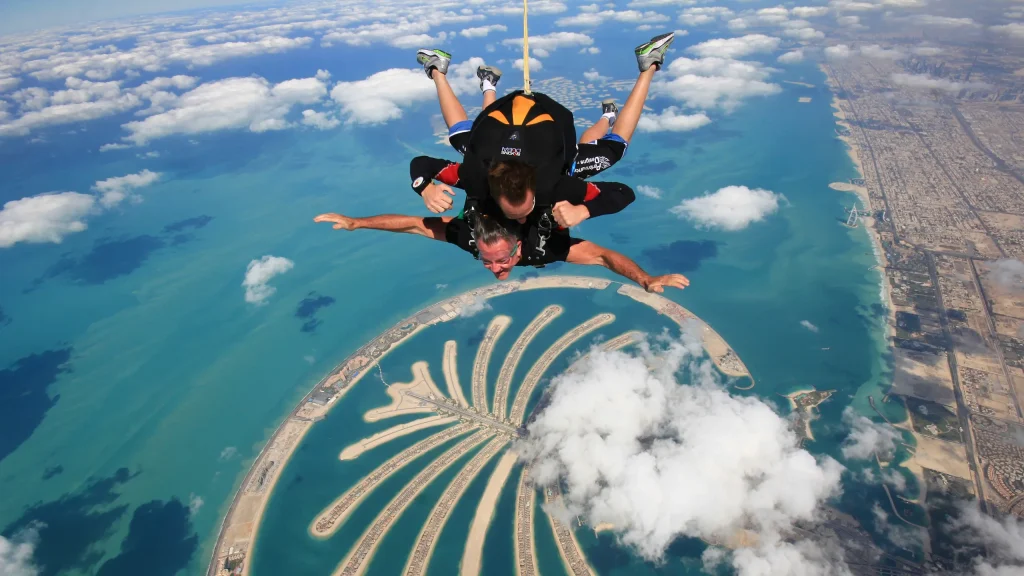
top-left (410, 32), bottom-right (675, 227)
top-left (312, 211), bottom-right (689, 294)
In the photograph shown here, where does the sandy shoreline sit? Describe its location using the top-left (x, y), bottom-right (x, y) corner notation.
top-left (209, 276), bottom-right (756, 575)
top-left (461, 450), bottom-right (519, 576)
top-left (819, 63), bottom-right (897, 335)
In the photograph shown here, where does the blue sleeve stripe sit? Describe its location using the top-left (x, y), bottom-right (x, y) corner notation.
top-left (448, 120), bottom-right (473, 137)
top-left (601, 133), bottom-right (628, 146)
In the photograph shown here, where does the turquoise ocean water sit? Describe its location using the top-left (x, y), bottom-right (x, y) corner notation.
top-left (0, 22), bottom-right (910, 575)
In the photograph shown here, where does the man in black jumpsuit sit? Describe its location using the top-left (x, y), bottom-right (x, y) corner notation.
top-left (412, 31), bottom-right (676, 229)
top-left (312, 211), bottom-right (689, 293)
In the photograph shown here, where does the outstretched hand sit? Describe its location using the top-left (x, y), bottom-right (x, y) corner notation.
top-left (643, 273), bottom-right (690, 293)
top-left (314, 213), bottom-right (358, 230)
top-left (422, 182), bottom-right (456, 213)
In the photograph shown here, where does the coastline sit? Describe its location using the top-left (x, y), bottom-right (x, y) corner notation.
top-left (820, 62), bottom-right (897, 345)
top-left (207, 276), bottom-right (754, 575)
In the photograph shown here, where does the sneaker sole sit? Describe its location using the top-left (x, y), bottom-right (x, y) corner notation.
top-left (637, 32), bottom-right (675, 55)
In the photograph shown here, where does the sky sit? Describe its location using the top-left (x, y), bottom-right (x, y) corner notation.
top-left (0, 0), bottom-right (273, 35)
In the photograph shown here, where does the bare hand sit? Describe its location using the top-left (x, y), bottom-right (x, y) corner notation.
top-left (552, 201), bottom-right (590, 228)
top-left (314, 213), bottom-right (358, 230)
top-left (422, 182), bottom-right (456, 213)
top-left (643, 273), bottom-right (690, 293)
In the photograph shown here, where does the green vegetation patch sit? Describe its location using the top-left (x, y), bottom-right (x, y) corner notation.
top-left (905, 397), bottom-right (961, 443)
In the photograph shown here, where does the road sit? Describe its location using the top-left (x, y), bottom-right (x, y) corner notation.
top-left (405, 391), bottom-right (523, 437)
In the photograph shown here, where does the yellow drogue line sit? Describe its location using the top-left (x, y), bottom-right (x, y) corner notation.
top-left (522, 0), bottom-right (531, 94)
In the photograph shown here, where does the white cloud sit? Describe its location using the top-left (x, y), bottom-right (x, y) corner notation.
top-left (0, 524), bottom-right (41, 576)
top-left (330, 68), bottom-right (434, 125)
top-left (461, 24), bottom-right (507, 38)
top-left (653, 56), bottom-right (781, 111)
top-left (243, 255), bottom-right (294, 305)
top-left (671, 185), bottom-right (783, 231)
top-left (688, 34), bottom-right (781, 59)
top-left (989, 259), bottom-right (1024, 293)
top-left (829, 0), bottom-right (883, 11)
top-left (315, 69), bottom-right (331, 81)
top-left (792, 6), bottom-right (830, 18)
top-left (666, 57), bottom-right (772, 81)
top-left (0, 192), bottom-right (97, 248)
top-left (92, 169), bottom-right (161, 208)
top-left (169, 36), bottom-right (314, 68)
top-left (460, 296), bottom-right (492, 318)
top-left (513, 57), bottom-right (543, 71)
top-left (837, 15), bottom-right (863, 28)
top-left (655, 74), bottom-right (781, 111)
top-left (755, 6), bottom-right (791, 24)
top-left (502, 31), bottom-right (593, 51)
top-left (800, 320), bottom-right (819, 333)
top-left (784, 26), bottom-right (825, 41)
top-left (99, 143), bottom-right (131, 152)
top-left (0, 80), bottom-right (141, 138)
top-left (912, 46), bottom-right (942, 56)
top-left (859, 44), bottom-right (905, 60)
top-left (839, 407), bottom-right (900, 460)
top-left (556, 9), bottom-right (668, 27)
top-left (993, 22), bottom-right (1024, 39)
top-left (825, 44), bottom-right (852, 59)
top-left (188, 494), bottom-right (204, 516)
top-left (123, 75), bottom-right (326, 144)
top-left (910, 15), bottom-right (979, 28)
top-left (583, 69), bottom-right (609, 82)
top-left (0, 77), bottom-right (21, 93)
top-left (517, 331), bottom-right (844, 570)
top-left (489, 0), bottom-right (567, 16)
top-left (778, 49), bottom-right (805, 63)
top-left (891, 73), bottom-right (989, 93)
top-left (130, 75), bottom-right (199, 99)
top-left (389, 32), bottom-right (450, 50)
top-left (636, 185), bottom-right (662, 199)
top-left (301, 109), bottom-right (340, 130)
top-left (872, 504), bottom-right (921, 550)
top-left (637, 107), bottom-right (711, 132)
top-left (679, 7), bottom-right (734, 26)
top-left (582, 46), bottom-right (600, 54)
top-left (952, 504), bottom-right (1024, 574)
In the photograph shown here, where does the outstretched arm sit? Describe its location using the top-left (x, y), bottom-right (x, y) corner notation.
top-left (314, 213), bottom-right (451, 240)
top-left (566, 240), bottom-right (689, 293)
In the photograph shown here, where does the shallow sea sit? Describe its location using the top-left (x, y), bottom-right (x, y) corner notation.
top-left (0, 31), bottom-right (906, 576)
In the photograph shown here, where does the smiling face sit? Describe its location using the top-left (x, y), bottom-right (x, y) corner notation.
top-left (477, 237), bottom-right (522, 280)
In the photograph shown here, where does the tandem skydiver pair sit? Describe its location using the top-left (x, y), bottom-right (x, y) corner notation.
top-left (315, 32), bottom-right (689, 293)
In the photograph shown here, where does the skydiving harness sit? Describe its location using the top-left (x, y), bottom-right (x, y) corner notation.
top-left (458, 0), bottom-right (560, 268)
top-left (462, 198), bottom-right (557, 268)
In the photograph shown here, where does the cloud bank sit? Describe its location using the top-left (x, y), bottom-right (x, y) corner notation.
top-left (516, 330), bottom-right (844, 574)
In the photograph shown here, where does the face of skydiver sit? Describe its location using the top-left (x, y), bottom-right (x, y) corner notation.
top-left (497, 191), bottom-right (535, 223)
top-left (477, 237), bottom-right (522, 280)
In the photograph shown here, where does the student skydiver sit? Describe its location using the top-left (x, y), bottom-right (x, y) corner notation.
top-left (410, 32), bottom-right (675, 227)
top-left (312, 211), bottom-right (689, 293)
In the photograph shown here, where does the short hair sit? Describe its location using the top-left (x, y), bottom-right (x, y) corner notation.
top-left (472, 216), bottom-right (519, 249)
top-left (487, 160), bottom-right (535, 206)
